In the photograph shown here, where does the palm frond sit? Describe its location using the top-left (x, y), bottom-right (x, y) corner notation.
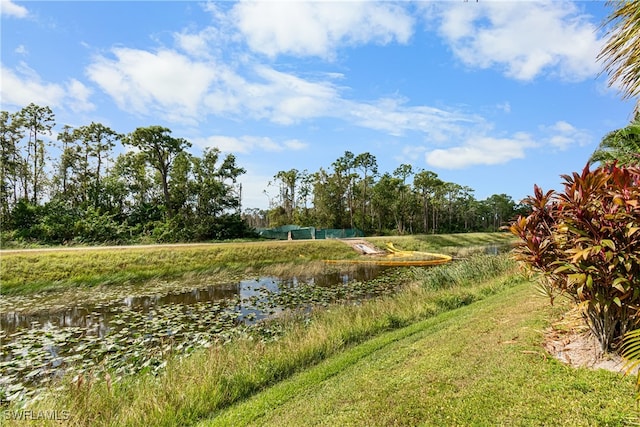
top-left (590, 114), bottom-right (640, 166)
top-left (598, 1), bottom-right (640, 109)
top-left (621, 328), bottom-right (640, 401)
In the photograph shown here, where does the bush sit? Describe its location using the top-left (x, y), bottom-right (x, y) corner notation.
top-left (152, 215), bottom-right (195, 243)
top-left (9, 200), bottom-right (42, 240)
top-left (194, 214), bottom-right (254, 241)
top-left (509, 164), bottom-right (640, 352)
top-left (152, 213), bottom-right (254, 243)
top-left (74, 207), bottom-right (128, 244)
top-left (8, 200), bottom-right (82, 244)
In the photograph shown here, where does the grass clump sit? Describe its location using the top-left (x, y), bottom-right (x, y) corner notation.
top-left (409, 253), bottom-right (516, 290)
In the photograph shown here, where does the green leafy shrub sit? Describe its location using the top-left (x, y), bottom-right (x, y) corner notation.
top-left (151, 213), bottom-right (253, 243)
top-left (509, 164), bottom-right (640, 352)
top-left (74, 207), bottom-right (128, 244)
top-left (9, 200), bottom-right (42, 240)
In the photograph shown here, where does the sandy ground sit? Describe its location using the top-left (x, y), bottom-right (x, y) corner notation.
top-left (544, 330), bottom-right (629, 373)
top-left (543, 308), bottom-right (634, 374)
top-left (339, 238), bottom-right (386, 255)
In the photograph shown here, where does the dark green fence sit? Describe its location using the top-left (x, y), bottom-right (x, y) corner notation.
top-left (256, 225), bottom-right (363, 240)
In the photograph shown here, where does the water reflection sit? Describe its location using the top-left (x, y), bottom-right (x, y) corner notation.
top-left (2, 306), bottom-right (116, 337)
top-left (122, 282), bottom-right (240, 310)
top-left (0, 265), bottom-right (383, 336)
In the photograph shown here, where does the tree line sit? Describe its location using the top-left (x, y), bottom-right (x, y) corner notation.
top-left (1, 103), bottom-right (249, 244)
top-left (1, 103), bottom-right (527, 245)
top-left (244, 151), bottom-right (526, 235)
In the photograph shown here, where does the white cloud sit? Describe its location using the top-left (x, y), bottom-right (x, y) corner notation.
top-left (343, 96), bottom-right (484, 140)
top-left (174, 31), bottom-right (213, 58)
top-left (84, 41), bottom-right (491, 149)
top-left (434, 1), bottom-right (602, 81)
top-left (1, 0), bottom-right (28, 18)
top-left (87, 48), bottom-right (217, 122)
top-left (87, 45), bottom-right (342, 125)
top-left (238, 171), bottom-right (272, 209)
top-left (396, 145), bottom-right (427, 164)
top-left (65, 79), bottom-right (94, 113)
top-left (425, 132), bottom-right (536, 169)
top-left (1, 64), bottom-right (94, 112)
top-left (496, 102), bottom-right (511, 114)
top-left (85, 42), bottom-right (485, 142)
top-left (173, 25), bottom-right (235, 59)
top-left (231, 1), bottom-right (414, 59)
top-left (541, 120), bottom-right (591, 150)
top-left (80, 4), bottom-right (488, 140)
top-left (14, 44), bottom-right (27, 55)
top-left (283, 139), bottom-right (308, 151)
top-left (436, 1), bottom-right (480, 40)
top-left (203, 66), bottom-right (339, 124)
top-left (193, 135), bottom-right (309, 154)
top-left (421, 119), bottom-right (591, 170)
top-left (551, 120), bottom-right (575, 133)
top-left (1, 65), bottom-right (61, 108)
top-left (243, 66), bottom-right (338, 124)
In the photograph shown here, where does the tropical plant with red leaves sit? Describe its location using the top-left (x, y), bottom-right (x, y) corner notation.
top-left (509, 163), bottom-right (640, 352)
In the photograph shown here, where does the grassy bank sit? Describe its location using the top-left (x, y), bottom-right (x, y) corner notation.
top-left (9, 255), bottom-right (522, 426)
top-left (366, 231), bottom-right (515, 254)
top-left (0, 240), bottom-right (355, 295)
top-left (0, 232), bottom-right (513, 296)
top-left (205, 283), bottom-right (636, 426)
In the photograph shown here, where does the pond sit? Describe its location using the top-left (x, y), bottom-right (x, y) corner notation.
top-left (0, 243), bottom-right (513, 404)
top-left (0, 264), bottom-right (392, 404)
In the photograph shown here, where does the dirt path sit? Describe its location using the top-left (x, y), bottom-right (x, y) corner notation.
top-left (0, 242), bottom-right (228, 255)
top-left (1, 239), bottom-right (381, 255)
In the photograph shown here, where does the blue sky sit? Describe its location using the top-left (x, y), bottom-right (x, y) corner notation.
top-left (1, 0), bottom-right (636, 210)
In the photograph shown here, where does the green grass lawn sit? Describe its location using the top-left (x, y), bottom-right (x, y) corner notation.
top-left (202, 283), bottom-right (637, 426)
top-left (366, 232), bottom-right (515, 253)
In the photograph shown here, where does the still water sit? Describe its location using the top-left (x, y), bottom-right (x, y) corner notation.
top-left (1, 265), bottom-right (394, 402)
top-left (0, 267), bottom-right (383, 336)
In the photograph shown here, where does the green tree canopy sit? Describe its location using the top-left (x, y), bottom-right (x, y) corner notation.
top-left (123, 126), bottom-right (191, 218)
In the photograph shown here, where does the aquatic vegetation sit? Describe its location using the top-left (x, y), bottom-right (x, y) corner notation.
top-left (0, 234), bottom-right (515, 414)
top-left (20, 254), bottom-right (518, 427)
top-left (0, 266), bottom-right (400, 406)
